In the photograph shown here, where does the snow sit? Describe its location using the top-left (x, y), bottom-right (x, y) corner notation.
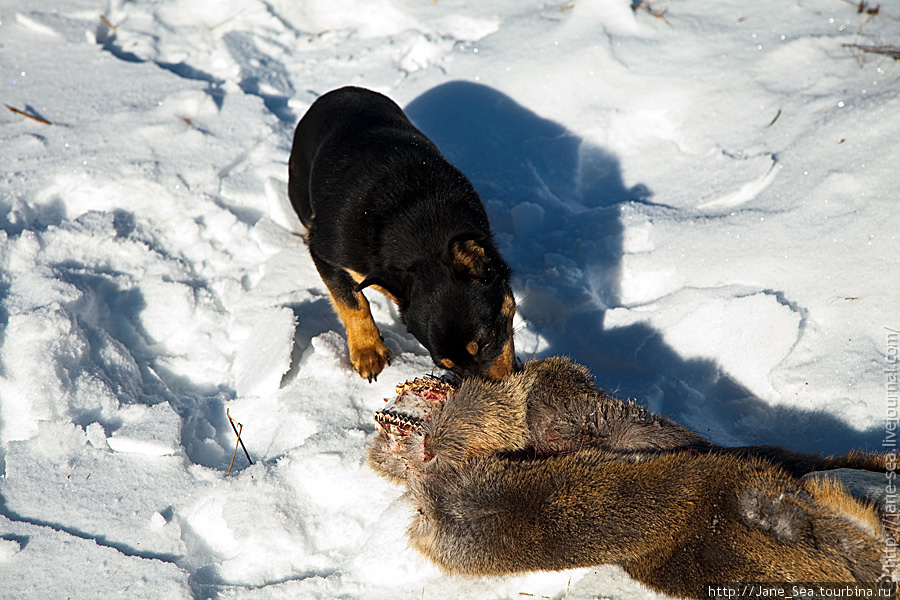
top-left (1, 0), bottom-right (898, 597)
top-left (232, 307), bottom-right (296, 398)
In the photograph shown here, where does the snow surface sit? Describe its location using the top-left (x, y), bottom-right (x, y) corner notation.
top-left (1, 0), bottom-right (898, 598)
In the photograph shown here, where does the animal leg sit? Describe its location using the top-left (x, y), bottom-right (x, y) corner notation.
top-left (312, 255), bottom-right (392, 381)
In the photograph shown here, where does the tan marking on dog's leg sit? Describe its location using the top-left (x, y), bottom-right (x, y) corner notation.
top-left (486, 294), bottom-right (517, 381)
top-left (330, 290), bottom-right (392, 381)
top-left (347, 268), bottom-right (401, 306)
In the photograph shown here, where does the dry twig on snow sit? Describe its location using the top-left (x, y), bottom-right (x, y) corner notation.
top-left (631, 0), bottom-right (673, 25)
top-left (226, 409), bottom-right (253, 475)
top-left (5, 104), bottom-right (51, 125)
top-left (842, 42), bottom-right (900, 60)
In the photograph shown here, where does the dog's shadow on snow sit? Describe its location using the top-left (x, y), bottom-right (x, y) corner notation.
top-left (406, 81), bottom-right (882, 456)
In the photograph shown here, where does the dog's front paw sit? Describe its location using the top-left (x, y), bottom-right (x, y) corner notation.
top-left (349, 338), bottom-right (392, 382)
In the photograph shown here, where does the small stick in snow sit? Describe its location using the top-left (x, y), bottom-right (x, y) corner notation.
top-left (4, 104), bottom-right (51, 125)
top-left (208, 9), bottom-right (245, 32)
top-left (226, 409), bottom-right (253, 474)
top-left (842, 42), bottom-right (900, 60)
top-left (99, 14), bottom-right (117, 31)
top-left (840, 0), bottom-right (882, 16)
top-left (631, 0), bottom-right (672, 26)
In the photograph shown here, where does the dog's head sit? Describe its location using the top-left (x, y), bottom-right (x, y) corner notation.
top-left (420, 231), bottom-right (516, 380)
top-left (357, 230), bottom-right (516, 380)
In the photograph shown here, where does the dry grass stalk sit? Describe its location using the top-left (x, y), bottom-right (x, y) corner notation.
top-left (226, 409), bottom-right (253, 475)
top-left (208, 9), bottom-right (245, 32)
top-left (4, 104), bottom-right (51, 125)
top-left (632, 0), bottom-right (672, 26)
top-left (841, 0), bottom-right (883, 16)
top-left (843, 42), bottom-right (900, 60)
top-left (99, 14), bottom-right (117, 31)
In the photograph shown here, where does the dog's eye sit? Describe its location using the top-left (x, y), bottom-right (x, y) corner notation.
top-left (482, 333), bottom-right (494, 350)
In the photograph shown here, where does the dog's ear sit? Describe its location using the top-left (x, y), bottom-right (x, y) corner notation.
top-left (355, 269), bottom-right (410, 304)
top-left (445, 234), bottom-right (488, 280)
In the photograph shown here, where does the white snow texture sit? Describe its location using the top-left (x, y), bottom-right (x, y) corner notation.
top-left (1, 0), bottom-right (898, 598)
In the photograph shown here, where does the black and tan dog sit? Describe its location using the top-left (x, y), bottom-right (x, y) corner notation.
top-left (370, 358), bottom-right (893, 597)
top-left (288, 86), bottom-right (516, 382)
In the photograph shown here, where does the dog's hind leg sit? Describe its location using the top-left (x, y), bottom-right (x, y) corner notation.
top-left (312, 254), bottom-right (392, 382)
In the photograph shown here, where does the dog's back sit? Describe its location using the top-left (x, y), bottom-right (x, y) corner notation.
top-left (289, 87), bottom-right (493, 263)
top-left (289, 87), bottom-right (431, 228)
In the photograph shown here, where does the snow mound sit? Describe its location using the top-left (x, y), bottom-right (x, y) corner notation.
top-left (107, 402), bottom-right (182, 456)
top-left (232, 307), bottom-right (297, 397)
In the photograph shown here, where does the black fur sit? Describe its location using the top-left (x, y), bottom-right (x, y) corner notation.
top-left (288, 86), bottom-right (516, 381)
